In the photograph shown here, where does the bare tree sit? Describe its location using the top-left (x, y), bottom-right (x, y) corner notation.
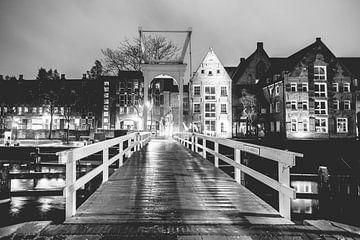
top-left (238, 89), bottom-right (258, 136)
top-left (101, 35), bottom-right (179, 74)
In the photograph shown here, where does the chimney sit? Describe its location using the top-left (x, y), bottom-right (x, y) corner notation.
top-left (257, 42), bottom-right (263, 49)
top-left (82, 73), bottom-right (87, 79)
top-left (316, 37), bottom-right (321, 42)
top-left (240, 58), bottom-right (245, 63)
top-left (61, 74), bottom-right (65, 80)
top-left (19, 74), bottom-right (23, 80)
top-left (0, 75), bottom-right (3, 81)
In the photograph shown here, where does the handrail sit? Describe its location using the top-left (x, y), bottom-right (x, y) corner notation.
top-left (173, 132), bottom-right (303, 220)
top-left (57, 132), bottom-right (152, 219)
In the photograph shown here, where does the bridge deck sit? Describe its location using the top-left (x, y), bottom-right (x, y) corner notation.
top-left (65, 138), bottom-right (291, 225)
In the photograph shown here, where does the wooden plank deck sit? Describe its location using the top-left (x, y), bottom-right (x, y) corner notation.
top-left (65, 138), bottom-right (292, 226)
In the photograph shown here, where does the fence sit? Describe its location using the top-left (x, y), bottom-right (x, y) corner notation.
top-left (57, 132), bottom-right (151, 219)
top-left (173, 132), bottom-right (303, 220)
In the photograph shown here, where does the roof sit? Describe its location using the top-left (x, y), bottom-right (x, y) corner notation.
top-left (338, 57), bottom-right (360, 78)
top-left (224, 66), bottom-right (237, 77)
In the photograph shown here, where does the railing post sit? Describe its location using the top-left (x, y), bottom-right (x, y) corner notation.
top-left (118, 141), bottom-right (123, 167)
top-left (202, 138), bottom-right (206, 158)
top-left (214, 142), bottom-right (219, 168)
top-left (234, 149), bottom-right (241, 184)
top-left (63, 152), bottom-right (76, 219)
top-left (136, 133), bottom-right (140, 151)
top-left (191, 134), bottom-right (195, 152)
top-left (195, 136), bottom-right (198, 153)
top-left (278, 162), bottom-right (291, 220)
top-left (186, 135), bottom-right (189, 148)
top-left (103, 148), bottom-right (109, 183)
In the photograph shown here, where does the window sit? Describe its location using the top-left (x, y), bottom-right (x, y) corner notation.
top-left (314, 83), bottom-right (327, 97)
top-left (276, 121), bottom-right (281, 132)
top-left (205, 103), bottom-right (216, 117)
top-left (39, 107), bottom-right (43, 114)
top-left (302, 100), bottom-right (308, 110)
top-left (302, 83), bottom-right (308, 92)
top-left (104, 93), bottom-right (109, 98)
top-left (291, 83), bottom-right (297, 92)
top-left (344, 100), bottom-right (351, 110)
top-left (201, 69), bottom-right (204, 74)
top-left (104, 99), bottom-right (109, 104)
top-left (315, 117), bottom-right (328, 133)
top-left (193, 103), bottom-right (200, 113)
top-left (275, 101), bottom-right (280, 112)
top-left (217, 69), bottom-right (221, 74)
top-left (208, 70), bottom-right (213, 76)
top-left (333, 100), bottom-right (339, 110)
top-left (33, 107), bottom-right (37, 113)
top-left (119, 107), bottom-right (124, 114)
top-left (220, 103), bottom-right (227, 113)
top-left (275, 85), bottom-right (280, 95)
top-left (104, 81), bottom-right (109, 86)
top-left (103, 118), bottom-right (108, 123)
top-left (315, 100), bottom-right (327, 114)
top-left (343, 83), bottom-right (350, 92)
top-left (221, 122), bottom-right (226, 132)
top-left (193, 86), bottom-right (200, 96)
top-left (291, 100), bottom-right (297, 110)
top-left (104, 86), bottom-right (109, 92)
top-left (220, 86), bottom-right (227, 96)
top-left (24, 107), bottom-right (28, 113)
top-left (303, 119), bottom-right (309, 132)
top-left (332, 83), bottom-right (338, 92)
top-left (205, 120), bottom-right (215, 132)
top-left (104, 111), bottom-right (109, 117)
top-left (314, 66), bottom-right (326, 80)
top-left (268, 86), bottom-right (274, 96)
top-left (337, 118), bottom-right (348, 133)
top-left (270, 122), bottom-right (275, 132)
top-left (204, 86), bottom-right (216, 100)
top-left (291, 118), bottom-right (297, 132)
top-left (269, 103), bottom-right (273, 113)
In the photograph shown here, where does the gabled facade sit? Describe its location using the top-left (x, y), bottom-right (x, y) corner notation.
top-left (263, 38), bottom-right (357, 139)
top-left (190, 48), bottom-right (232, 138)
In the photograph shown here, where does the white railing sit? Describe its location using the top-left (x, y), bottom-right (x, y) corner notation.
top-left (57, 132), bottom-right (151, 219)
top-left (173, 132), bottom-right (303, 220)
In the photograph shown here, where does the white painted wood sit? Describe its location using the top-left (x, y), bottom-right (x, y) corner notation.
top-left (59, 131), bottom-right (151, 219)
top-left (234, 149), bottom-right (241, 184)
top-left (119, 142), bottom-right (123, 167)
top-left (214, 142), bottom-right (219, 168)
top-left (103, 148), bottom-right (109, 183)
top-left (279, 162), bottom-right (291, 220)
top-left (202, 138), bottom-right (206, 158)
top-left (191, 135), bottom-right (195, 151)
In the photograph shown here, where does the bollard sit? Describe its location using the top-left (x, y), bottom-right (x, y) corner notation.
top-left (0, 163), bottom-right (11, 204)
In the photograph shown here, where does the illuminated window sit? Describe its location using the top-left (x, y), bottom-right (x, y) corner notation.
top-left (220, 103), bottom-right (227, 113)
top-left (220, 86), bottom-right (227, 96)
top-left (315, 117), bottom-right (327, 133)
top-left (204, 86), bottom-right (216, 100)
top-left (315, 100), bottom-right (327, 114)
top-left (336, 118), bottom-right (348, 133)
top-left (275, 101), bottom-right (280, 112)
top-left (193, 103), bottom-right (200, 113)
top-left (302, 83), bottom-right (308, 92)
top-left (104, 81), bottom-right (109, 86)
top-left (344, 100), bottom-right (351, 110)
top-left (314, 66), bottom-right (326, 80)
top-left (314, 83), bottom-right (327, 97)
top-left (291, 118), bottom-right (297, 132)
top-left (332, 83), bottom-right (338, 92)
top-left (104, 111), bottom-right (109, 117)
top-left (193, 85), bottom-right (200, 96)
top-left (276, 121), bottom-right (280, 132)
top-left (302, 100), bottom-right (308, 110)
top-left (270, 122), bottom-right (275, 132)
top-left (205, 120), bottom-right (215, 131)
top-left (204, 103), bottom-right (216, 117)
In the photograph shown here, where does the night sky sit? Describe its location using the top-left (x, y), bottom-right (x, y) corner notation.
top-left (1, 0), bottom-right (359, 80)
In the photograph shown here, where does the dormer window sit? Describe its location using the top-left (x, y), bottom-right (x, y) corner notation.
top-left (314, 66), bottom-right (326, 80)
